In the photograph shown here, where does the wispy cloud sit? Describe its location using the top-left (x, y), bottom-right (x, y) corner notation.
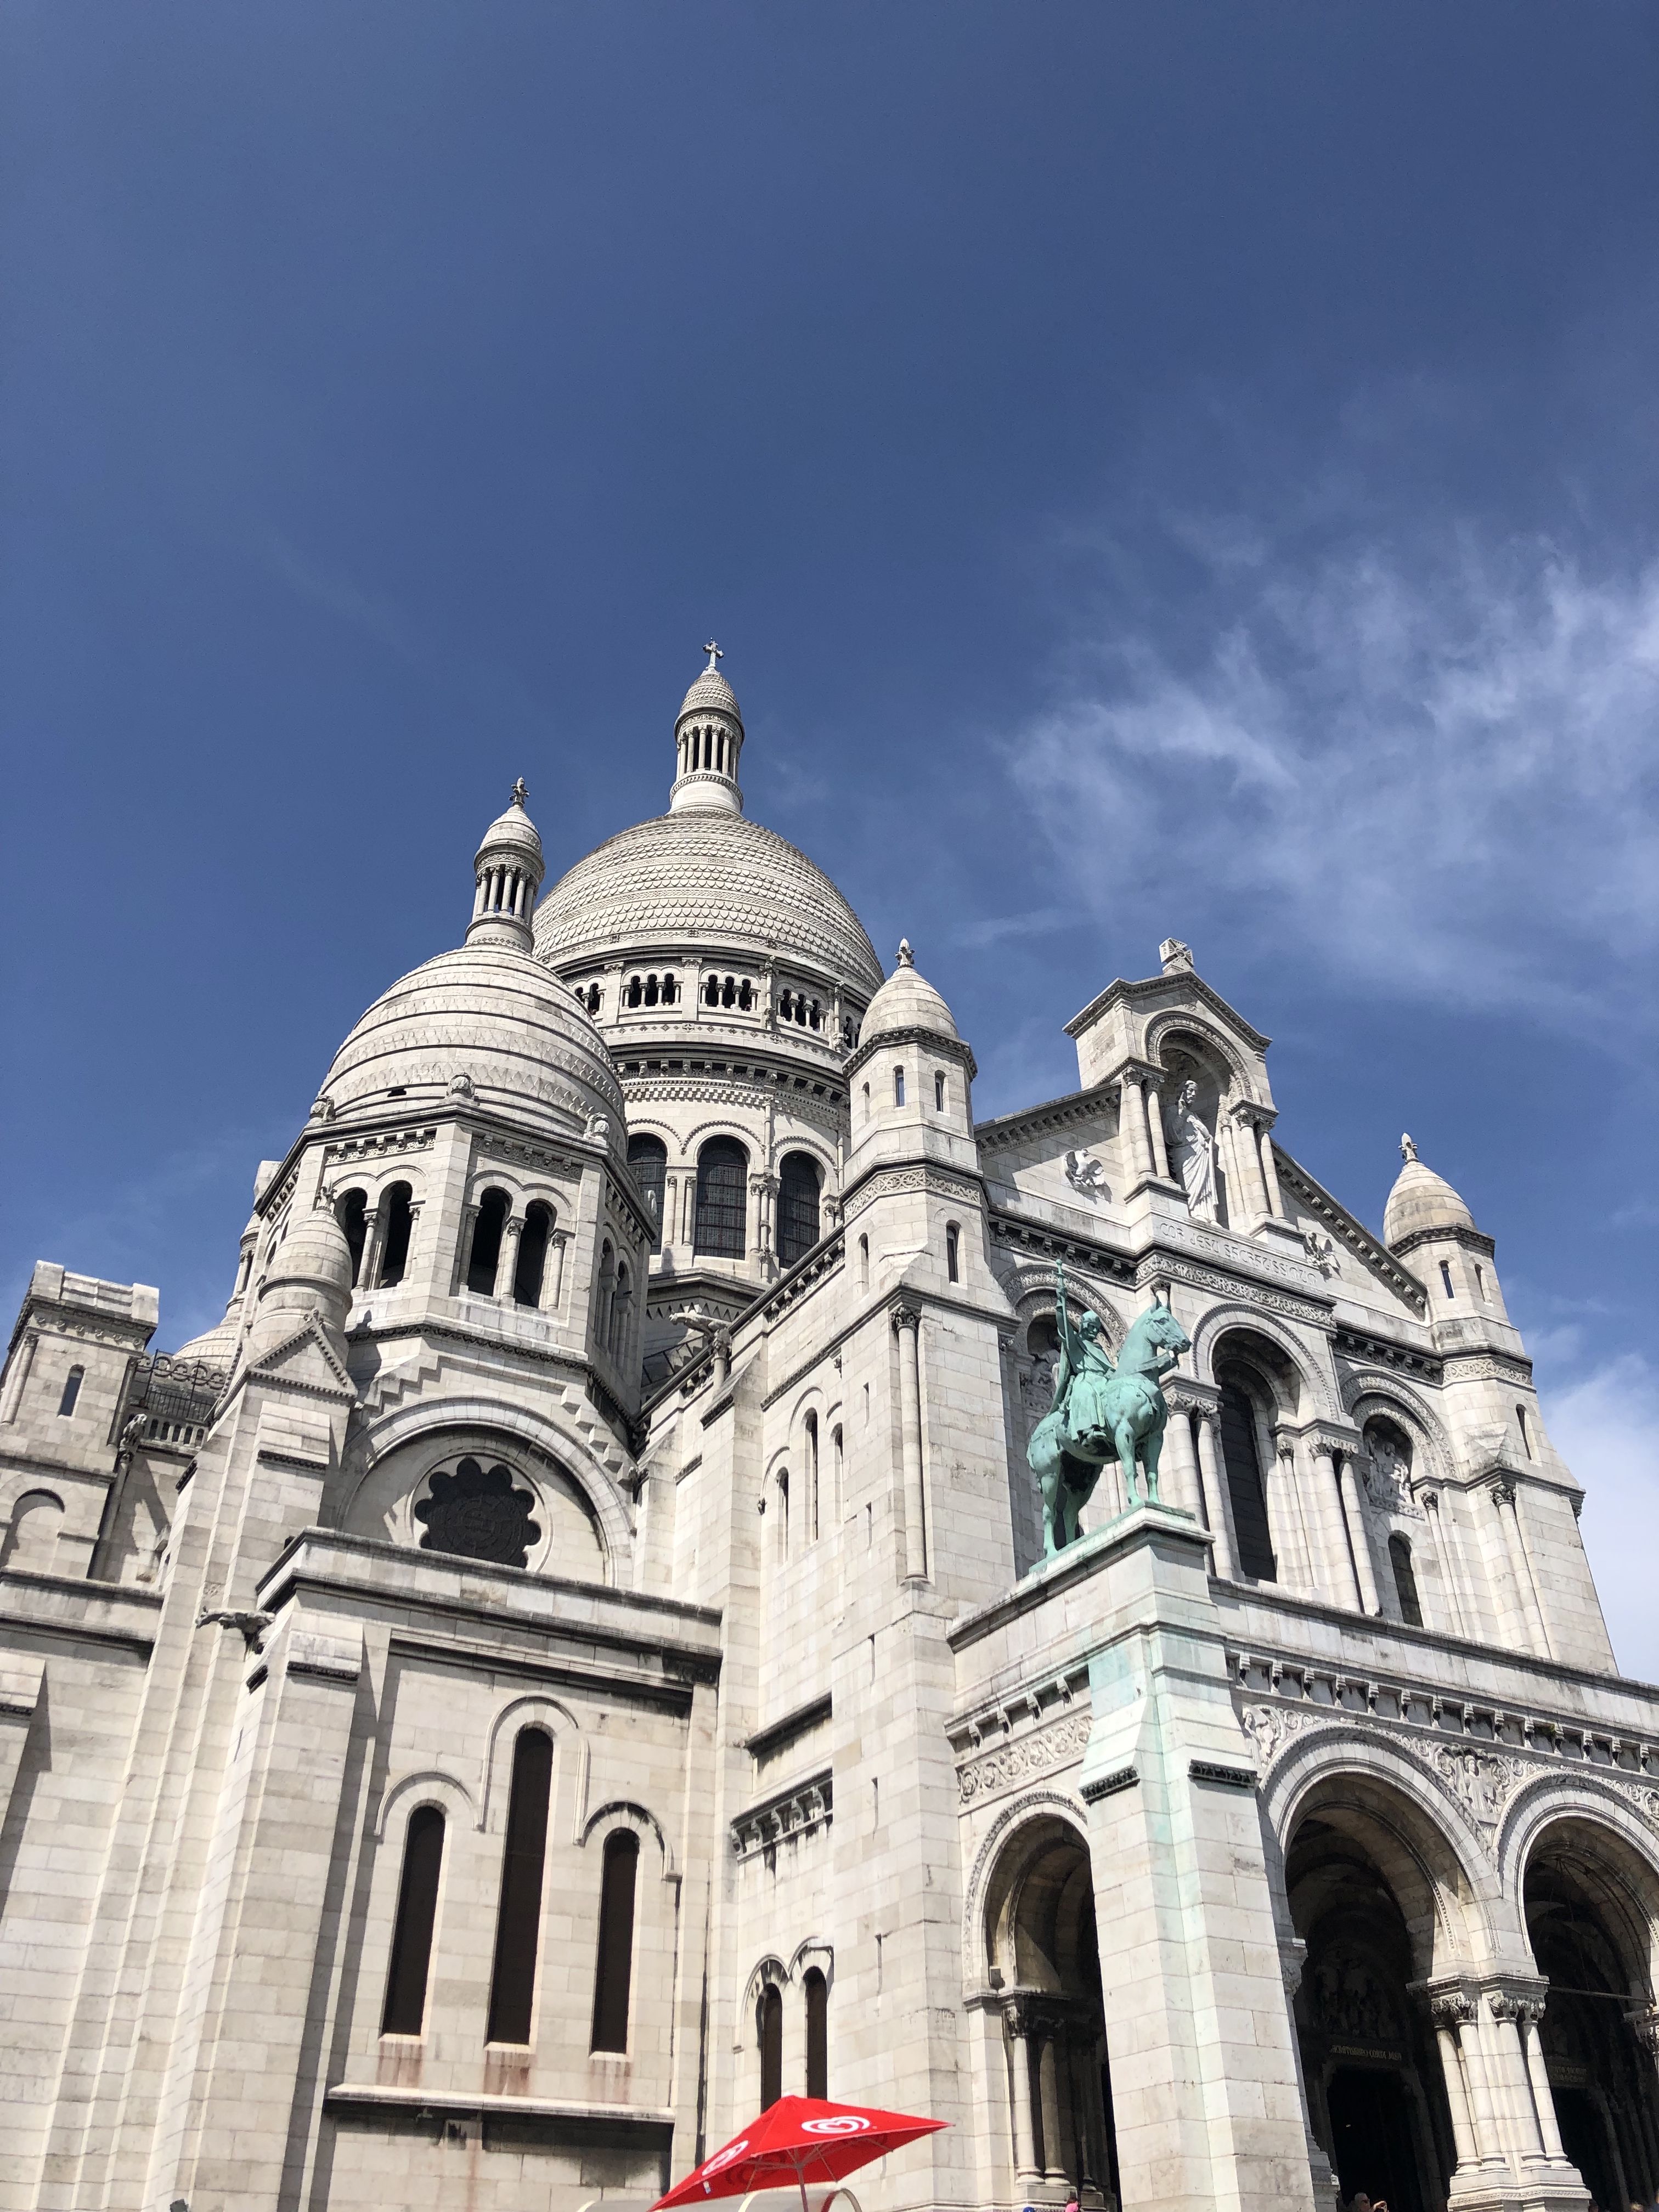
top-left (1548, 1350), bottom-right (1659, 1684)
top-left (1010, 531), bottom-right (1659, 1035)
top-left (264, 534), bottom-right (417, 660)
top-left (953, 906), bottom-right (1069, 951)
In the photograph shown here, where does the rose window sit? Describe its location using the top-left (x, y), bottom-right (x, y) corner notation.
top-left (414, 1456), bottom-right (541, 1568)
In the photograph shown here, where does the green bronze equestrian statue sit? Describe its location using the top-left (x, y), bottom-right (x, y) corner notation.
top-left (1025, 1260), bottom-right (1192, 1556)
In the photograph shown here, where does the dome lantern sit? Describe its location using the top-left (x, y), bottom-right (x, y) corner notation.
top-left (669, 643), bottom-right (746, 816)
top-left (466, 779), bottom-right (545, 951)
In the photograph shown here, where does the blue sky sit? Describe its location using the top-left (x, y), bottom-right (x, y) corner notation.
top-left (3, 4), bottom-right (1656, 1664)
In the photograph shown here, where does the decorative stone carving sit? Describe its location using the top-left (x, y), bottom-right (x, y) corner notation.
top-left (1308, 1942), bottom-right (1401, 2044)
top-left (1064, 1149), bottom-right (1110, 1201)
top-left (957, 1711), bottom-right (1094, 1804)
top-left (1363, 1430), bottom-right (1414, 1514)
top-left (1434, 1745), bottom-right (1528, 1829)
top-left (414, 1457), bottom-right (541, 1569)
top-left (1165, 1080), bottom-right (1218, 1223)
top-left (1302, 1229), bottom-right (1340, 1278)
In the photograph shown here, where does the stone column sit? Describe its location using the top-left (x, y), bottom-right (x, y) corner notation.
top-left (1486, 1991), bottom-right (1547, 2162)
top-left (1003, 2002), bottom-right (1043, 2190)
top-left (1429, 1994), bottom-right (1482, 2176)
top-left (0, 1332), bottom-right (37, 1423)
top-left (1160, 1403), bottom-right (1204, 1521)
top-left (1516, 1997), bottom-right (1568, 2163)
top-left (494, 1214), bottom-right (521, 1299)
top-left (1038, 2021), bottom-right (1066, 2181)
top-left (1119, 1070), bottom-right (1154, 1182)
top-left (1491, 1483), bottom-right (1552, 1658)
top-left (892, 1303), bottom-right (927, 1581)
top-left (1335, 1455), bottom-right (1383, 1614)
top-left (662, 1173), bottom-right (679, 1253)
top-left (1195, 1410), bottom-right (1239, 1580)
top-left (543, 1229), bottom-right (569, 1316)
top-left (1272, 1432), bottom-right (1316, 1591)
top-left (1282, 1938), bottom-right (1341, 2207)
top-left (1257, 1121), bottom-right (1285, 1217)
top-left (1145, 1083), bottom-right (1171, 1181)
top-left (450, 1203), bottom-right (479, 1295)
top-left (1420, 1491), bottom-right (1465, 1637)
top-left (357, 1206), bottom-right (383, 1293)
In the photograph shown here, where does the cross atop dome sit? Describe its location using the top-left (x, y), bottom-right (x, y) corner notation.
top-left (510, 776), bottom-right (529, 809)
top-left (670, 647), bottom-right (746, 815)
top-left (703, 640), bottom-right (723, 672)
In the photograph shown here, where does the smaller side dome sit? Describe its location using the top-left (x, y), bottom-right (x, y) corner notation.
top-left (1383, 1132), bottom-right (1478, 1248)
top-left (246, 1206), bottom-right (354, 1356)
top-left (467, 780), bottom-right (545, 951)
top-left (861, 939), bottom-right (960, 1043)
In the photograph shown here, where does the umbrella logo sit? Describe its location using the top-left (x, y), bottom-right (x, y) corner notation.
top-left (801, 2117), bottom-right (871, 2135)
top-left (703, 2138), bottom-right (751, 2174)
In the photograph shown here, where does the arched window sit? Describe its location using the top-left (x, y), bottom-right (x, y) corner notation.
top-left (776, 1469), bottom-right (789, 1559)
top-left (721, 975), bottom-right (737, 1008)
top-left (759, 1982), bottom-right (783, 2110)
top-left (590, 1829), bottom-right (640, 2052)
top-left (628, 1135), bottom-right (668, 1242)
top-left (644, 973), bottom-right (659, 1006)
top-left (778, 1153), bottom-right (821, 1268)
top-left (335, 1188), bottom-right (368, 1285)
top-left (467, 1188), bottom-right (510, 1296)
top-left (57, 1366), bottom-right (83, 1418)
top-left (487, 1729), bottom-right (554, 2045)
top-left (612, 1261), bottom-right (631, 1353)
top-left (945, 1223), bottom-right (961, 1283)
top-left (1474, 1262), bottom-right (1486, 1298)
top-left (0, 1489), bottom-right (65, 1572)
top-left (934, 1070), bottom-right (946, 1111)
top-left (1440, 1260), bottom-right (1454, 1299)
top-left (1517, 1404), bottom-right (1532, 1457)
top-left (858, 1234), bottom-right (869, 1291)
top-left (893, 1067), bottom-right (906, 1108)
top-left (739, 979), bottom-right (754, 1011)
top-left (381, 1806), bottom-right (445, 2036)
top-left (627, 975), bottom-right (643, 1008)
top-left (379, 1183), bottom-right (414, 1286)
top-left (804, 1967), bottom-right (828, 2098)
top-left (805, 1412), bottom-right (820, 1542)
top-left (584, 983), bottom-right (602, 1015)
top-left (1217, 1379), bottom-right (1276, 1582)
top-left (1389, 1533), bottom-right (1423, 1626)
top-left (704, 974), bottom-right (720, 1007)
top-left (514, 1203), bottom-right (553, 1306)
top-left (695, 1137), bottom-right (748, 1259)
top-left (595, 1242), bottom-right (616, 1344)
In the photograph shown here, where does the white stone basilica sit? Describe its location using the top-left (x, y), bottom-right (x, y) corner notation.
top-left (3, 652), bottom-right (1656, 2212)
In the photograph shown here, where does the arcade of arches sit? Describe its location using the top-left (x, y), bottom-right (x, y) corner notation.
top-left (1285, 1785), bottom-right (1659, 2212)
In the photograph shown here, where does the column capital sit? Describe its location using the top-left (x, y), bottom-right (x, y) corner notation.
top-left (889, 1300), bottom-right (922, 1336)
top-left (1627, 2004), bottom-right (1659, 2056)
top-left (1490, 1479), bottom-right (1516, 1506)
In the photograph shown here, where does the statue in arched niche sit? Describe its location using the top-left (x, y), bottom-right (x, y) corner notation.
top-left (1363, 1421), bottom-right (1413, 1513)
top-left (1165, 1077), bottom-right (1218, 1223)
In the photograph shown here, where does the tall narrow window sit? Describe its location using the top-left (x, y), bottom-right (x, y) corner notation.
top-left (590, 1830), bottom-right (640, 2052)
top-left (381, 1806), bottom-right (445, 2036)
top-left (612, 1261), bottom-right (631, 1353)
top-left (1218, 1381), bottom-right (1276, 1581)
top-left (595, 1242), bottom-right (616, 1347)
top-left (859, 1234), bottom-right (870, 1291)
top-left (379, 1183), bottom-right (415, 1286)
top-left (1517, 1404), bottom-right (1532, 1457)
top-left (776, 1469), bottom-right (789, 1559)
top-left (1474, 1262), bottom-right (1486, 1298)
top-left (832, 1426), bottom-right (843, 1518)
top-left (1440, 1260), bottom-right (1455, 1299)
top-left (467, 1188), bottom-right (510, 1295)
top-left (486, 1729), bottom-right (553, 2045)
top-left (628, 1135), bottom-right (668, 1244)
top-left (893, 1067), bottom-right (906, 1108)
top-left (945, 1223), bottom-right (960, 1283)
top-left (1389, 1533), bottom-right (1424, 1627)
top-left (804, 1967), bottom-right (828, 2098)
top-left (778, 1152), bottom-right (822, 1268)
top-left (335, 1188), bottom-right (369, 1285)
top-left (759, 1983), bottom-right (783, 2110)
top-left (934, 1071), bottom-right (946, 1111)
top-left (694, 1137), bottom-right (749, 1259)
top-left (805, 1412), bottom-right (820, 1542)
top-left (57, 1366), bottom-right (83, 1418)
top-left (515, 1203), bottom-right (552, 1306)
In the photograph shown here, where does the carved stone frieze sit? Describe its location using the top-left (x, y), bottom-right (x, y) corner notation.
top-left (1441, 1353), bottom-right (1536, 1386)
top-left (957, 1711), bottom-right (1094, 1805)
top-left (844, 1164), bottom-right (981, 1218)
top-left (323, 1128), bottom-right (438, 1166)
top-left (1139, 1251), bottom-right (1331, 1330)
top-left (624, 1074), bottom-right (844, 1135)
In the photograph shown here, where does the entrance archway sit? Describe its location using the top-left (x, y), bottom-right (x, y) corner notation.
top-left (983, 1814), bottom-right (1119, 2208)
top-left (1525, 1821), bottom-right (1659, 2210)
top-left (1285, 1791), bottom-right (1462, 2212)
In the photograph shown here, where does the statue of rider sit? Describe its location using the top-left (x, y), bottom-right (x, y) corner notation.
top-left (1051, 1260), bottom-right (1116, 1453)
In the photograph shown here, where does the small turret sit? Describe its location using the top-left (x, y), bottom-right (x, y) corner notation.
top-left (465, 780), bottom-right (545, 951)
top-left (1384, 1133), bottom-right (1506, 1319)
top-left (668, 643), bottom-right (745, 815)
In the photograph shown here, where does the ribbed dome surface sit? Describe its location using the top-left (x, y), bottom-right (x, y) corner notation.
top-left (320, 944), bottom-right (624, 1133)
top-left (533, 812), bottom-right (884, 996)
top-left (1384, 1153), bottom-right (1477, 1246)
top-left (678, 668), bottom-right (742, 724)
top-left (477, 802), bottom-right (544, 859)
top-left (861, 944), bottom-right (958, 1042)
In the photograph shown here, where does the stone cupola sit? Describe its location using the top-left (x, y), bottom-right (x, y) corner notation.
top-left (668, 643), bottom-right (745, 815)
top-left (466, 780), bottom-right (545, 951)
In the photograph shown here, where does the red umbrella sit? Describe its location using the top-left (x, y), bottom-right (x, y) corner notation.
top-left (652, 2096), bottom-right (947, 2212)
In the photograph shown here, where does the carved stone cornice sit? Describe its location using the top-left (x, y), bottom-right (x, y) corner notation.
top-left (845, 1023), bottom-right (977, 1083)
top-left (843, 1161), bottom-right (983, 1220)
top-left (731, 1768), bottom-right (833, 1860)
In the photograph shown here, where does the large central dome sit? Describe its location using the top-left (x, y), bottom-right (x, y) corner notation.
top-left (533, 809), bottom-right (883, 994)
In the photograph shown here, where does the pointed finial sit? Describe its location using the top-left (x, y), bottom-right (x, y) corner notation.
top-left (703, 640), bottom-right (723, 672)
top-left (510, 776), bottom-right (529, 809)
top-left (1401, 1132), bottom-right (1418, 1163)
top-left (896, 939), bottom-right (915, 969)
